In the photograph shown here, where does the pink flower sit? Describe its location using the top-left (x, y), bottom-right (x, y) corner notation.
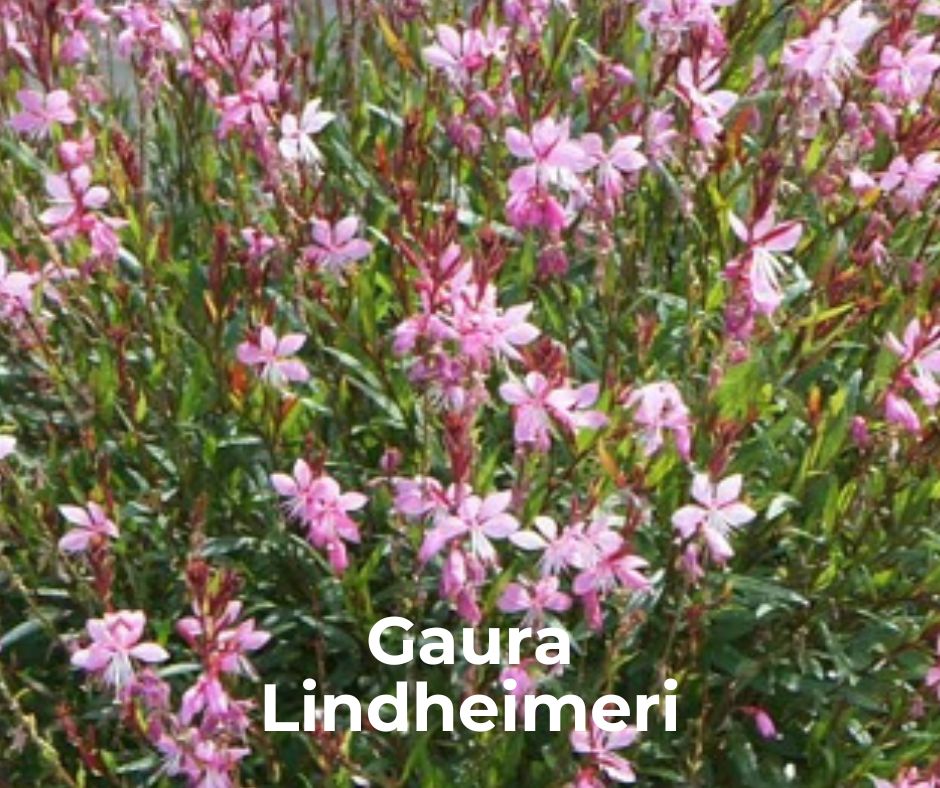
top-left (58, 501), bottom-right (119, 553)
top-left (782, 1), bottom-right (879, 103)
top-left (645, 108), bottom-right (680, 162)
top-left (236, 326), bottom-right (309, 387)
top-left (876, 36), bottom-right (940, 104)
top-left (926, 637), bottom-right (940, 700)
top-left (179, 672), bottom-right (234, 726)
top-left (870, 102), bottom-right (898, 137)
top-left (675, 58), bottom-right (737, 148)
top-left (391, 475), bottom-right (449, 520)
top-left (8, 89), bottom-right (77, 136)
top-left (636, 0), bottom-right (732, 50)
top-left (161, 733), bottom-right (250, 788)
top-left (271, 460), bottom-right (368, 574)
top-left (224, 3), bottom-right (278, 65)
top-left (72, 610), bottom-right (168, 690)
top-left (124, 667), bottom-right (171, 712)
top-left (873, 767), bottom-right (940, 788)
top-left (741, 706), bottom-right (781, 740)
top-left (624, 382), bottom-right (693, 460)
top-left (571, 723), bottom-right (639, 784)
top-left (241, 227), bottom-right (278, 260)
top-left (441, 545), bottom-right (487, 624)
top-left (572, 548), bottom-right (651, 598)
top-left (423, 24), bottom-right (486, 85)
top-left (505, 117), bottom-right (590, 185)
top-left (500, 663), bottom-right (538, 699)
top-left (478, 21), bottom-right (509, 60)
top-left (672, 473), bottom-right (756, 564)
top-left (0, 435), bottom-right (16, 461)
top-left (499, 372), bottom-right (607, 452)
top-left (115, 2), bottom-right (183, 59)
top-left (177, 600), bottom-right (271, 678)
top-left (217, 71), bottom-right (279, 137)
top-left (884, 391), bottom-right (921, 434)
top-left (303, 216), bottom-right (372, 273)
top-left (886, 318), bottom-right (940, 407)
top-left (571, 510), bottom-right (628, 568)
top-left (573, 768), bottom-right (605, 788)
top-left (59, 134), bottom-right (96, 169)
top-left (3, 18), bottom-right (32, 63)
top-left (59, 1), bottom-right (109, 64)
top-left (191, 741), bottom-right (250, 788)
top-left (564, 514), bottom-right (646, 597)
top-left (580, 133), bottom-right (648, 204)
top-left (393, 244), bottom-right (539, 380)
top-left (392, 244), bottom-right (539, 406)
top-left (279, 98), bottom-right (334, 164)
top-left (454, 277), bottom-right (540, 363)
top-left (511, 515), bottom-right (587, 575)
top-left (0, 252), bottom-right (36, 323)
top-left (40, 166), bottom-right (109, 236)
top-left (727, 209), bottom-right (803, 316)
top-left (848, 167), bottom-right (878, 196)
top-left (851, 416), bottom-right (871, 448)
top-left (880, 153), bottom-right (940, 209)
top-left (216, 617), bottom-right (270, 676)
top-left (680, 542), bottom-right (706, 584)
top-left (506, 174), bottom-right (571, 233)
top-left (419, 490), bottom-right (519, 565)
top-left (498, 576), bottom-right (571, 627)
top-left (504, 0), bottom-right (571, 36)
top-left (39, 165), bottom-right (125, 259)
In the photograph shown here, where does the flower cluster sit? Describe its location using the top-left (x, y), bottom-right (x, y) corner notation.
top-left (509, 509), bottom-right (650, 632)
top-left (393, 243), bottom-right (539, 411)
top-left (499, 371), bottom-right (607, 453)
top-left (402, 480), bottom-right (519, 623)
top-left (38, 143), bottom-right (125, 264)
top-left (271, 459), bottom-right (368, 574)
top-left (884, 318), bottom-right (940, 434)
top-left (3, 0), bottom-right (940, 784)
top-left (504, 116), bottom-right (650, 238)
top-left (70, 561), bottom-right (271, 788)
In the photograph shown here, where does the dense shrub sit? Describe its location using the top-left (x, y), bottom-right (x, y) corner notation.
top-left (1, 0), bottom-right (940, 785)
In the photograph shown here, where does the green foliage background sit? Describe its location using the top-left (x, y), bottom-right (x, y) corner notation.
top-left (1, 1), bottom-right (939, 785)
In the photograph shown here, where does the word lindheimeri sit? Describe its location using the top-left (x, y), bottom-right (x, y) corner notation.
top-left (265, 617), bottom-right (679, 733)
